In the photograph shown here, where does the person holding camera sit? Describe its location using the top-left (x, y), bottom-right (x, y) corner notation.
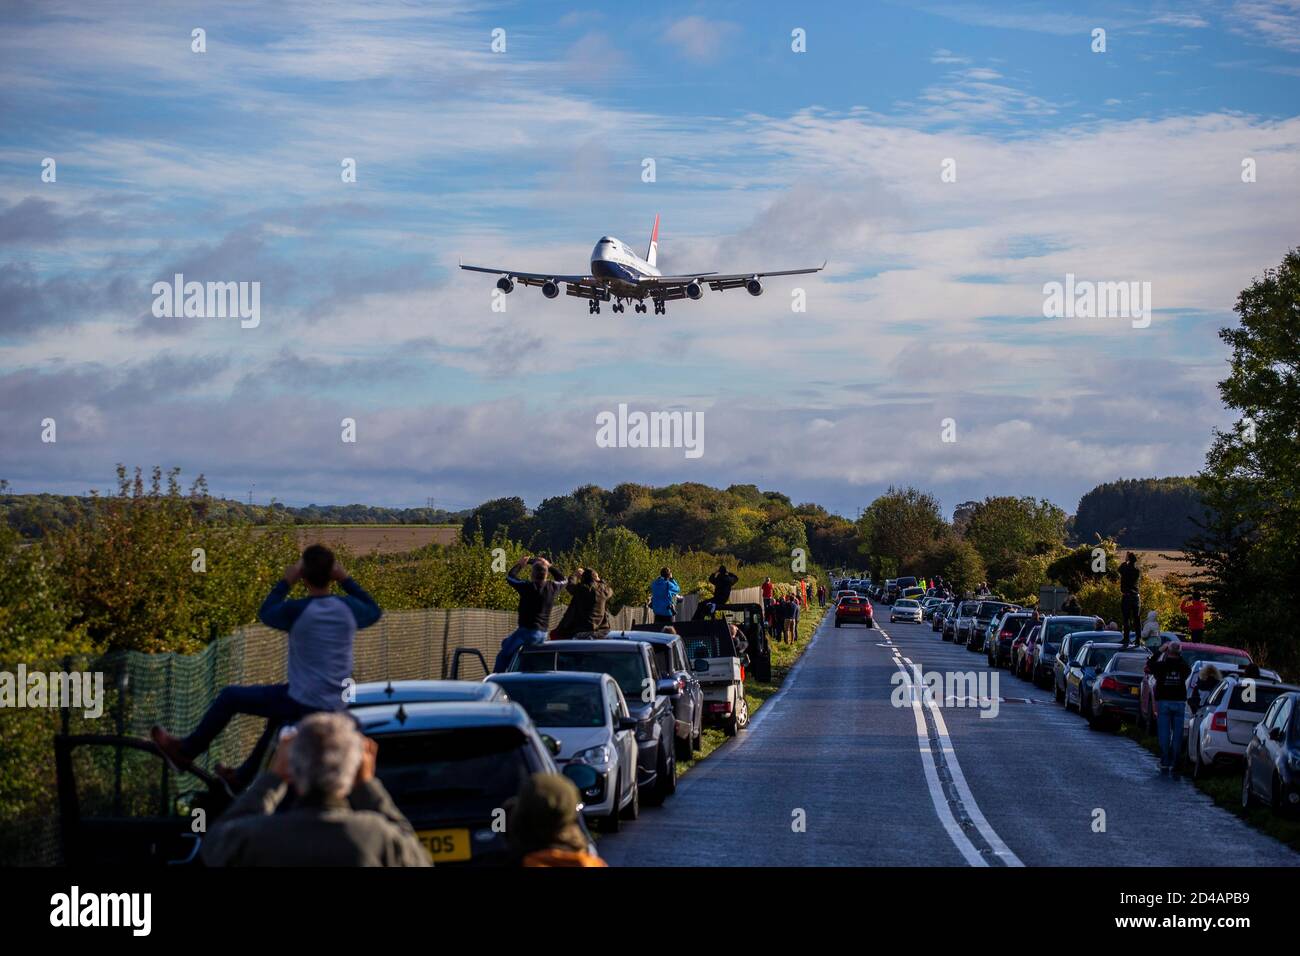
top-left (494, 555), bottom-right (567, 672)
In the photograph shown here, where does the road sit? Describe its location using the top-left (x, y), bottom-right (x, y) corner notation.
top-left (598, 608), bottom-right (1300, 866)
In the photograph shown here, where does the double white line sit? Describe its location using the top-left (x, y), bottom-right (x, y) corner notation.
top-left (878, 626), bottom-right (1023, 867)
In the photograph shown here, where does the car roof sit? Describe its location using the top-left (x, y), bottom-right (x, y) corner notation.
top-left (603, 629), bottom-right (679, 646)
top-left (1174, 642), bottom-right (1251, 656)
top-left (351, 700), bottom-right (533, 733)
top-left (488, 670), bottom-right (607, 686)
top-left (520, 639), bottom-right (644, 653)
top-left (350, 680), bottom-right (502, 706)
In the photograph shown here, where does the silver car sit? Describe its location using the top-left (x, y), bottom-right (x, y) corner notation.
top-left (487, 671), bottom-right (640, 832)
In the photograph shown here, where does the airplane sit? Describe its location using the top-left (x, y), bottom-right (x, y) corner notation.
top-left (459, 215), bottom-right (825, 314)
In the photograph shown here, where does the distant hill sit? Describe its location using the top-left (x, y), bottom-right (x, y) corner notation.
top-left (0, 492), bottom-right (469, 538)
top-left (1072, 477), bottom-right (1206, 549)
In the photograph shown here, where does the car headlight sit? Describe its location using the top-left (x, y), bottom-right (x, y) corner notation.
top-left (572, 744), bottom-right (612, 768)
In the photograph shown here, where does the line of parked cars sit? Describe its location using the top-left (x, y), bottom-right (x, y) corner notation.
top-left (922, 594), bottom-right (1300, 820)
top-left (55, 604), bottom-right (773, 866)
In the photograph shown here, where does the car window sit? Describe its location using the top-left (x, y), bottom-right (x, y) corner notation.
top-left (1045, 619), bottom-right (1098, 644)
top-left (1227, 683), bottom-right (1290, 713)
top-left (607, 683), bottom-right (623, 725)
top-left (1111, 655), bottom-right (1148, 675)
top-left (519, 650), bottom-right (648, 700)
top-left (1182, 650), bottom-right (1252, 670)
top-left (650, 644), bottom-right (673, 675)
top-left (501, 680), bottom-right (605, 728)
top-left (1087, 646), bottom-right (1120, 669)
top-left (374, 726), bottom-right (533, 819)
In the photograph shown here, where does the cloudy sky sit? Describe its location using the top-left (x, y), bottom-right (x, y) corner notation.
top-left (2, 0), bottom-right (1299, 518)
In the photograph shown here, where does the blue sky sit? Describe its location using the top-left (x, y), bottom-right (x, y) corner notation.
top-left (2, 1), bottom-right (1299, 517)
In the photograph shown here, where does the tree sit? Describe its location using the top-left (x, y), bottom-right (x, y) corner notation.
top-left (962, 496), bottom-right (1067, 582)
top-left (461, 496), bottom-right (529, 545)
top-left (857, 486), bottom-right (946, 578)
top-left (917, 534), bottom-right (986, 595)
top-left (1186, 248), bottom-right (1300, 672)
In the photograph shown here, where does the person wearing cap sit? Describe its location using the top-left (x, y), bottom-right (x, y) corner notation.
top-left (507, 773), bottom-right (606, 867)
top-left (1146, 639), bottom-right (1192, 773)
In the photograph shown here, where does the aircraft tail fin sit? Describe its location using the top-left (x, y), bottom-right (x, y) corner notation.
top-left (645, 214), bottom-right (659, 267)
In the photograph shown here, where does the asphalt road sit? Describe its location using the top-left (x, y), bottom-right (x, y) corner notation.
top-left (598, 607), bottom-right (1300, 866)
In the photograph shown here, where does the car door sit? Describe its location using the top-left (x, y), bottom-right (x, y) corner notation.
top-left (55, 734), bottom-right (229, 866)
top-left (1251, 698), bottom-right (1284, 794)
top-left (674, 639), bottom-right (702, 733)
top-left (607, 679), bottom-right (636, 802)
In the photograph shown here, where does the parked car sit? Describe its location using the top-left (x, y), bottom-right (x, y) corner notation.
top-left (952, 601), bottom-right (981, 645)
top-left (672, 620), bottom-right (752, 736)
top-left (890, 598), bottom-right (923, 624)
top-left (835, 595), bottom-right (875, 628)
top-left (1028, 615), bottom-right (1104, 688)
top-left (485, 672), bottom-right (640, 831)
top-left (900, 586), bottom-right (926, 604)
top-left (931, 602), bottom-right (953, 633)
top-left (1084, 650), bottom-right (1151, 730)
top-left (1012, 624), bottom-right (1041, 679)
top-left (511, 639), bottom-right (679, 803)
top-left (986, 611), bottom-right (1034, 668)
top-left (968, 601), bottom-right (1015, 653)
top-left (1052, 630), bottom-right (1117, 703)
top-left (1062, 640), bottom-right (1126, 715)
top-left (1139, 642), bottom-right (1255, 735)
top-left (920, 597), bottom-right (944, 620)
top-left (1241, 691), bottom-right (1300, 816)
top-left (354, 700), bottom-right (597, 864)
top-left (1188, 676), bottom-right (1300, 780)
top-left (611, 629), bottom-right (704, 759)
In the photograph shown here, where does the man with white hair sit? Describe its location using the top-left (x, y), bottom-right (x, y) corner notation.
top-left (201, 712), bottom-right (429, 866)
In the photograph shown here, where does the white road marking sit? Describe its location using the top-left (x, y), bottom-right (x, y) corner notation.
top-left (879, 624), bottom-right (1024, 867)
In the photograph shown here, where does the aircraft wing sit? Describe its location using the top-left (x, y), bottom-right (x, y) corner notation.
top-left (643, 262), bottom-right (826, 296)
top-left (459, 262), bottom-right (598, 289)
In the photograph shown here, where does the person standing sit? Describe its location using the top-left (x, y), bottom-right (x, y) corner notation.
top-left (553, 567), bottom-right (613, 639)
top-left (817, 583), bottom-right (827, 607)
top-left (1180, 590), bottom-right (1208, 641)
top-left (787, 593), bottom-right (801, 642)
top-left (1118, 552), bottom-right (1141, 647)
top-left (1147, 640), bottom-right (1192, 773)
top-left (761, 576), bottom-right (774, 609)
top-left (151, 544), bottom-right (382, 790)
top-left (494, 556), bottom-right (567, 672)
top-left (1139, 610), bottom-right (1162, 650)
top-left (709, 564), bottom-right (739, 608)
top-left (650, 567), bottom-right (681, 625)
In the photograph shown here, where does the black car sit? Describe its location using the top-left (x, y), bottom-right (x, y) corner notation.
top-left (612, 628), bottom-right (704, 759)
top-left (985, 612), bottom-right (1033, 667)
top-left (512, 639), bottom-right (679, 803)
top-left (1052, 630), bottom-right (1121, 703)
top-left (1032, 615), bottom-right (1105, 688)
top-left (1242, 691), bottom-right (1300, 816)
top-left (1085, 650), bottom-right (1150, 730)
top-left (931, 602), bottom-right (953, 633)
top-left (966, 601), bottom-right (1012, 652)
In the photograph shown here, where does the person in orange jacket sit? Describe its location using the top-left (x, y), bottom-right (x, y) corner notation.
top-left (1180, 590), bottom-right (1208, 641)
top-left (508, 773), bottom-right (606, 867)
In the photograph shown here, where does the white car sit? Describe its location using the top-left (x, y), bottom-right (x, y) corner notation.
top-left (890, 599), bottom-right (923, 624)
top-left (487, 671), bottom-right (640, 832)
top-left (1183, 660), bottom-right (1282, 734)
top-left (1187, 675), bottom-right (1300, 778)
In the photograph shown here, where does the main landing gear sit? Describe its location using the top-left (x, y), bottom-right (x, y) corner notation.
top-left (652, 299), bottom-right (666, 315)
top-left (588, 299), bottom-right (601, 314)
top-left (612, 299), bottom-right (625, 313)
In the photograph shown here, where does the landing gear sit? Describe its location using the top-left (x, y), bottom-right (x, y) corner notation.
top-left (634, 301), bottom-right (647, 314)
top-left (588, 299), bottom-right (601, 315)
top-left (612, 300), bottom-right (625, 313)
top-left (652, 298), bottom-right (666, 315)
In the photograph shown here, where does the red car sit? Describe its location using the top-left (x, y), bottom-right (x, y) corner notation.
top-left (1138, 641), bottom-right (1254, 734)
top-left (1012, 624), bottom-right (1041, 679)
top-left (834, 596), bottom-right (874, 628)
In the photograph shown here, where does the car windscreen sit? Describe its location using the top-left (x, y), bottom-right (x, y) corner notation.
top-left (374, 726), bottom-right (533, 819)
top-left (499, 680), bottom-right (605, 728)
top-left (960, 602), bottom-right (980, 615)
top-left (1182, 650), bottom-right (1252, 670)
top-left (1110, 655), bottom-right (1148, 675)
top-left (1228, 683), bottom-right (1292, 714)
top-left (519, 650), bottom-right (647, 700)
top-left (976, 602), bottom-right (1009, 620)
top-left (1044, 619), bottom-right (1098, 646)
top-left (895, 600), bottom-right (919, 608)
top-left (1085, 646), bottom-right (1121, 668)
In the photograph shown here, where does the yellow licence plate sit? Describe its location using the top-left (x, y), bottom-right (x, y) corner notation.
top-left (1129, 687), bottom-right (1139, 696)
top-left (418, 828), bottom-right (471, 862)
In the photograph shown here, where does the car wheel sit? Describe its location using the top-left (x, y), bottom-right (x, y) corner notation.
top-left (735, 695), bottom-right (750, 731)
top-left (675, 731), bottom-right (691, 761)
top-left (600, 775), bottom-right (623, 833)
top-left (1087, 701), bottom-right (1104, 730)
top-left (620, 776), bottom-right (640, 821)
top-left (1064, 692), bottom-right (1075, 713)
top-left (1241, 767), bottom-right (1256, 809)
top-left (1271, 774), bottom-right (1285, 814)
top-left (691, 716), bottom-right (702, 752)
top-left (1055, 684), bottom-right (1065, 704)
top-left (834, 621), bottom-right (841, 628)
top-left (1191, 750), bottom-right (1205, 781)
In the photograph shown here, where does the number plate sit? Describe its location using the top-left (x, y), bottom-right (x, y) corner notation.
top-left (418, 828), bottom-right (471, 862)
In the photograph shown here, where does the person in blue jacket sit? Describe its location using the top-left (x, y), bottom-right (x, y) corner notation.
top-left (650, 567), bottom-right (681, 624)
top-left (151, 544), bottom-right (382, 790)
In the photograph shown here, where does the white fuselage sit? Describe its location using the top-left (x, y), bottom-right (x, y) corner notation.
top-left (590, 236), bottom-right (659, 294)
